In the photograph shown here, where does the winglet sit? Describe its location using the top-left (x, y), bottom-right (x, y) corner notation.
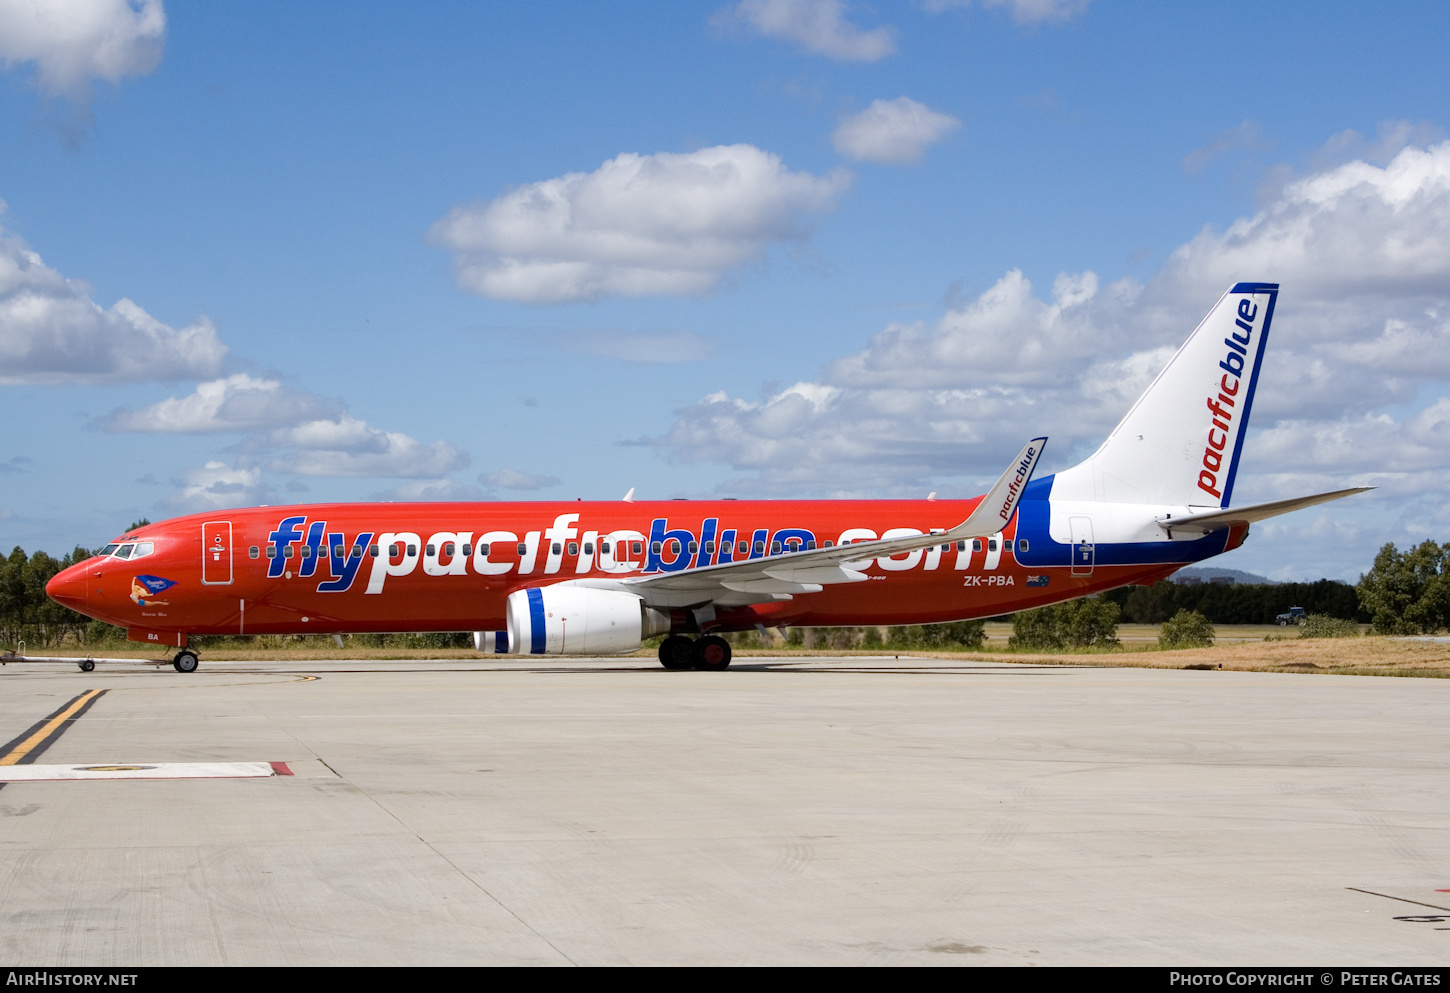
top-left (622, 487), bottom-right (635, 503)
top-left (950, 437), bottom-right (1047, 539)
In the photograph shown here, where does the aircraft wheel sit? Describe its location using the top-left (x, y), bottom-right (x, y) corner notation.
top-left (173, 650), bottom-right (199, 673)
top-left (78, 660), bottom-right (95, 672)
top-left (693, 635), bottom-right (732, 671)
top-left (658, 635), bottom-right (695, 670)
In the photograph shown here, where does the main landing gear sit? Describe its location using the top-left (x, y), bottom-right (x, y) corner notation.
top-left (658, 634), bottom-right (732, 671)
top-left (173, 650), bottom-right (199, 673)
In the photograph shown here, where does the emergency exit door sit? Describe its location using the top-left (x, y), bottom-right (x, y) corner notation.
top-left (202, 521), bottom-right (233, 585)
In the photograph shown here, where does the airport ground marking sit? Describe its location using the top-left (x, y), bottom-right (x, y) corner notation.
top-left (0, 689), bottom-right (108, 767)
top-left (1347, 887), bottom-right (1450, 914)
top-left (0, 760), bottom-right (291, 781)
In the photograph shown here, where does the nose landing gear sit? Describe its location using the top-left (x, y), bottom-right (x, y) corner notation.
top-left (173, 650), bottom-right (199, 673)
top-left (657, 634), bottom-right (732, 671)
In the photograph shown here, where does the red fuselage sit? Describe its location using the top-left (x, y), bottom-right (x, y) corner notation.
top-left (44, 498), bottom-right (1198, 648)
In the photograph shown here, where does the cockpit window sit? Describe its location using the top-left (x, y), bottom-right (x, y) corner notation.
top-left (114, 543), bottom-right (135, 559)
top-left (100, 543), bottom-right (119, 557)
top-left (132, 542), bottom-right (154, 558)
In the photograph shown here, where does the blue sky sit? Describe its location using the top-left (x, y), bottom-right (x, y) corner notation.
top-left (2, 0), bottom-right (1450, 582)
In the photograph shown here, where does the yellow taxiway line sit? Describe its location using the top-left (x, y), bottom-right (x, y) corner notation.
top-left (0, 689), bottom-right (106, 766)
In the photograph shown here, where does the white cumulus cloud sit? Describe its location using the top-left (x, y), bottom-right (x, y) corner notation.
top-left (171, 461), bottom-right (268, 512)
top-left (923, 0), bottom-right (1090, 25)
top-left (654, 135), bottom-right (1450, 580)
top-left (102, 376), bottom-right (470, 485)
top-left (372, 478), bottom-right (489, 502)
top-left (430, 144), bottom-right (851, 304)
top-left (832, 97), bottom-right (961, 165)
top-left (711, 0), bottom-right (896, 61)
top-left (0, 224), bottom-right (226, 384)
top-left (96, 374), bottom-right (342, 432)
top-left (0, 0), bottom-right (165, 102)
top-left (1159, 140), bottom-right (1450, 303)
top-left (983, 0), bottom-right (1090, 24)
top-left (269, 417), bottom-right (468, 479)
top-left (661, 269), bottom-right (1151, 495)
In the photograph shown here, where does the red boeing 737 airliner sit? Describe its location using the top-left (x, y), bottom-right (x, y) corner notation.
top-left (44, 283), bottom-right (1368, 672)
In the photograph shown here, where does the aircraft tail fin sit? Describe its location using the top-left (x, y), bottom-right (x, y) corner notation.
top-left (1053, 282), bottom-right (1279, 508)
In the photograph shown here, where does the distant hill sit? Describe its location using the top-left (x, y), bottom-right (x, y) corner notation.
top-left (1170, 566), bottom-right (1278, 585)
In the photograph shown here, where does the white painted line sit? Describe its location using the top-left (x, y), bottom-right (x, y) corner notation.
top-left (0, 761), bottom-right (286, 781)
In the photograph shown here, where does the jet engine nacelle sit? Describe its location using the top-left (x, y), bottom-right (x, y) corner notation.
top-left (505, 585), bottom-right (670, 655)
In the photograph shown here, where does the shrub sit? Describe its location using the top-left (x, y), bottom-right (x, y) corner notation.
top-left (1159, 609), bottom-right (1214, 649)
top-left (925, 621), bottom-right (986, 650)
top-left (1298, 614), bottom-right (1360, 639)
top-left (402, 632), bottom-right (472, 649)
top-left (1007, 609), bottom-right (1064, 650)
top-left (817, 626), bottom-right (862, 650)
top-left (887, 621), bottom-right (986, 650)
top-left (1010, 597), bottom-right (1120, 650)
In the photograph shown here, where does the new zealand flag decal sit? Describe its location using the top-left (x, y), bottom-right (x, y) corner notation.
top-left (1026, 575), bottom-right (1050, 587)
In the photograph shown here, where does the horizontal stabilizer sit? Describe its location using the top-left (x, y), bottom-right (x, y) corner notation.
top-left (1156, 487), bottom-right (1373, 535)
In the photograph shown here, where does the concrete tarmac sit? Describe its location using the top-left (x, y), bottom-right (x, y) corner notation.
top-left (0, 655), bottom-right (1445, 966)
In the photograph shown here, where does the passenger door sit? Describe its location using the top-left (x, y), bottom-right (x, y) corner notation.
top-left (202, 521), bottom-right (233, 585)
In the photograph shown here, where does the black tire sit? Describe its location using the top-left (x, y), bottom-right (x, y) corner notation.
top-left (173, 650), bottom-right (199, 673)
top-left (78, 660), bottom-right (95, 672)
top-left (693, 635), bottom-right (732, 671)
top-left (658, 635), bottom-right (695, 670)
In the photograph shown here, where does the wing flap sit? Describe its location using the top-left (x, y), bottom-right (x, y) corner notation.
top-left (762, 564), bottom-right (869, 584)
top-left (721, 579), bottom-right (824, 594)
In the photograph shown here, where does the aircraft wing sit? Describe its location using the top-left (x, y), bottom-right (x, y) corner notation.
top-left (1155, 486), bottom-right (1373, 535)
top-left (565, 438), bottom-right (1046, 608)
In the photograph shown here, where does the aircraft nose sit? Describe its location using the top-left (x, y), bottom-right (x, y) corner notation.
top-left (46, 563), bottom-right (88, 610)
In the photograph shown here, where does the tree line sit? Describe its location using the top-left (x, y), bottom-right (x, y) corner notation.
top-left (1098, 578), bottom-right (1367, 625)
top-left (0, 545), bottom-right (103, 649)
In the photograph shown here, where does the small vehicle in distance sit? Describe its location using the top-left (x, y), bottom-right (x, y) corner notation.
top-left (1276, 606), bottom-right (1307, 626)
